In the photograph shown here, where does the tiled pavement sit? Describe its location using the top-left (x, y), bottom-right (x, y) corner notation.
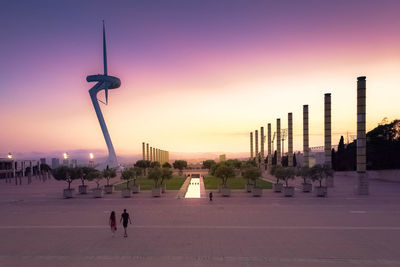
top-left (1, 173), bottom-right (400, 267)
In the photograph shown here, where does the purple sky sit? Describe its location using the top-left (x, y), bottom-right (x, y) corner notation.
top-left (1, 0), bottom-right (400, 158)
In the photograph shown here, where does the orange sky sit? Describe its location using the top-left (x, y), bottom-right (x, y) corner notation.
top-left (1, 1), bottom-right (399, 158)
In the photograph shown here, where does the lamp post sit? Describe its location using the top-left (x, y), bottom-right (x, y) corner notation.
top-left (89, 153), bottom-right (94, 167)
top-left (63, 152), bottom-right (69, 167)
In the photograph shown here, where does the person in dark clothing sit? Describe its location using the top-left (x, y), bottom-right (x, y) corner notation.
top-left (109, 211), bottom-right (117, 236)
top-left (209, 192), bottom-right (213, 201)
top-left (120, 209), bottom-right (132, 237)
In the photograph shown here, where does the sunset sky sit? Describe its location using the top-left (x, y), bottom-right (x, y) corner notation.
top-left (1, 0), bottom-right (399, 159)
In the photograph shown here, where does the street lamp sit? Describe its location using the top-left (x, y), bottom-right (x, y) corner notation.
top-left (89, 153), bottom-right (94, 167)
top-left (63, 152), bottom-right (69, 166)
top-left (7, 152), bottom-right (12, 159)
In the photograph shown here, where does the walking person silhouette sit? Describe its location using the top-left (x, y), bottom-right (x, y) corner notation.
top-left (120, 209), bottom-right (132, 237)
top-left (109, 211), bottom-right (117, 237)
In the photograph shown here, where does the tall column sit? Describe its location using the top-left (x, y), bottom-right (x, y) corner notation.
top-left (37, 161), bottom-right (41, 180)
top-left (167, 151), bottom-right (169, 163)
top-left (150, 146), bottom-right (153, 162)
top-left (356, 76), bottom-right (369, 195)
top-left (267, 123), bottom-right (272, 169)
top-left (255, 130), bottom-right (259, 166)
top-left (250, 132), bottom-right (253, 159)
top-left (22, 161), bottom-right (25, 177)
top-left (142, 142), bottom-right (145, 160)
top-left (288, 113), bottom-right (293, 167)
top-left (324, 93), bottom-right (332, 167)
top-left (153, 148), bottom-right (156, 162)
top-left (260, 127), bottom-right (265, 170)
top-left (12, 160), bottom-right (15, 179)
top-left (146, 143), bottom-right (149, 161)
top-left (325, 93), bottom-right (334, 187)
top-left (276, 119), bottom-right (281, 166)
top-left (157, 149), bottom-right (160, 162)
top-left (303, 105), bottom-right (309, 168)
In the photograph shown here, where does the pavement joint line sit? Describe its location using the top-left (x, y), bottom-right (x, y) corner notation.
top-left (1, 225), bottom-right (400, 230)
top-left (0, 254), bottom-right (400, 265)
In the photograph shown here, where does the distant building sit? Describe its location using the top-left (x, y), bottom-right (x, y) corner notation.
top-left (40, 158), bottom-right (46, 164)
top-left (51, 158), bottom-right (60, 169)
top-left (219, 154), bottom-right (226, 162)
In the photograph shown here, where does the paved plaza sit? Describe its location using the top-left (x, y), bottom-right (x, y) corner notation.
top-left (1, 174), bottom-right (400, 267)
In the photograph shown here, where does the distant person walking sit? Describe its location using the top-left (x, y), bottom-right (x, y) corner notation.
top-left (120, 209), bottom-right (132, 237)
top-left (109, 211), bottom-right (117, 236)
top-left (209, 191), bottom-right (213, 201)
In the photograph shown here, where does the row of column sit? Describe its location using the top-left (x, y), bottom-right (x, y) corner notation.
top-left (248, 76), bottom-right (368, 195)
top-left (250, 115), bottom-right (294, 168)
top-left (142, 142), bottom-right (169, 164)
top-left (3, 160), bottom-right (44, 185)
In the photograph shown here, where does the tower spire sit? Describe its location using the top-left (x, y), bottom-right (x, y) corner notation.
top-left (103, 20), bottom-right (107, 76)
top-left (102, 20), bottom-right (108, 104)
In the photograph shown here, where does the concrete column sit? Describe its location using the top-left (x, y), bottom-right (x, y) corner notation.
top-left (146, 143), bottom-right (149, 161)
top-left (150, 146), bottom-right (153, 162)
top-left (22, 161), bottom-right (25, 177)
top-left (303, 105), bottom-right (309, 168)
top-left (167, 151), bottom-right (169, 163)
top-left (325, 93), bottom-right (332, 168)
top-left (153, 148), bottom-right (155, 162)
top-left (325, 93), bottom-right (334, 187)
top-left (260, 127), bottom-right (265, 170)
top-left (37, 161), bottom-right (41, 180)
top-left (276, 119), bottom-right (281, 166)
top-left (255, 130), bottom-right (259, 166)
top-left (288, 113), bottom-right (293, 167)
top-left (12, 161), bottom-right (15, 180)
top-left (356, 76), bottom-right (369, 195)
top-left (250, 132), bottom-right (253, 159)
top-left (142, 142), bottom-right (145, 160)
top-left (29, 161), bottom-right (33, 184)
top-left (267, 123), bottom-right (272, 169)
